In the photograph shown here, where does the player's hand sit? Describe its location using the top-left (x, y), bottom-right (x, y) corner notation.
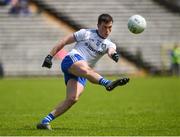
top-left (42, 55), bottom-right (53, 68)
top-left (111, 53), bottom-right (120, 62)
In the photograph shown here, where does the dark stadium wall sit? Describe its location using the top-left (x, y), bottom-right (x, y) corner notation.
top-left (153, 0), bottom-right (180, 12)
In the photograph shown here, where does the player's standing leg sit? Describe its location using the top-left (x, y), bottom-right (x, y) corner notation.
top-left (51, 79), bottom-right (84, 117)
top-left (37, 79), bottom-right (84, 130)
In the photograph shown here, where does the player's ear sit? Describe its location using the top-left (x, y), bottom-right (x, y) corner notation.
top-left (97, 24), bottom-right (99, 28)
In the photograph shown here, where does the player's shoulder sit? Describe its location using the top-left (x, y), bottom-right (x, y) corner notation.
top-left (82, 28), bottom-right (96, 34)
top-left (105, 37), bottom-right (116, 45)
top-left (104, 38), bottom-right (116, 49)
top-left (76, 28), bottom-right (96, 35)
top-left (78, 28), bottom-right (95, 32)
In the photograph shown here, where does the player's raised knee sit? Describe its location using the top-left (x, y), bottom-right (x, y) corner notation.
top-left (77, 67), bottom-right (91, 77)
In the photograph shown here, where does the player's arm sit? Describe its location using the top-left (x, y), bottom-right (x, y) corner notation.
top-left (107, 47), bottom-right (120, 62)
top-left (42, 34), bottom-right (75, 68)
top-left (49, 34), bottom-right (75, 56)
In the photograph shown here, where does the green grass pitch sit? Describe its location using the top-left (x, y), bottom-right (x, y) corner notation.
top-left (0, 76), bottom-right (180, 136)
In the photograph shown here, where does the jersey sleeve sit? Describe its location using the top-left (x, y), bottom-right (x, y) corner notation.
top-left (108, 42), bottom-right (116, 50)
top-left (73, 29), bottom-right (87, 42)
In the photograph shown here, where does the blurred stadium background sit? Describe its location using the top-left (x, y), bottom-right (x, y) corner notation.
top-left (0, 0), bottom-right (180, 77)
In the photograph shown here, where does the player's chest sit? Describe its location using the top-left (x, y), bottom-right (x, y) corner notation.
top-left (85, 37), bottom-right (107, 52)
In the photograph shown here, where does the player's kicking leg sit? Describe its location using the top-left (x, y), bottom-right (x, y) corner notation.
top-left (69, 60), bottom-right (129, 91)
top-left (37, 79), bottom-right (85, 130)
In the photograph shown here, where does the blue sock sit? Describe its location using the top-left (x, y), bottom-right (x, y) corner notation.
top-left (99, 78), bottom-right (111, 87)
top-left (41, 113), bottom-right (55, 124)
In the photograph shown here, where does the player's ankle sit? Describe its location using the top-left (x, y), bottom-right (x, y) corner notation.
top-left (99, 78), bottom-right (111, 87)
top-left (41, 113), bottom-right (55, 124)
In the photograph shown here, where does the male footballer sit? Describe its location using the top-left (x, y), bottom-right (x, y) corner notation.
top-left (37, 13), bottom-right (129, 130)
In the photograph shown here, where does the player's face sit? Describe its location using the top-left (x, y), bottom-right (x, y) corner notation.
top-left (97, 21), bottom-right (113, 38)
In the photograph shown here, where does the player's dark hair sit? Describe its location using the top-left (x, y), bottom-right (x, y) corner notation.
top-left (98, 14), bottom-right (113, 25)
